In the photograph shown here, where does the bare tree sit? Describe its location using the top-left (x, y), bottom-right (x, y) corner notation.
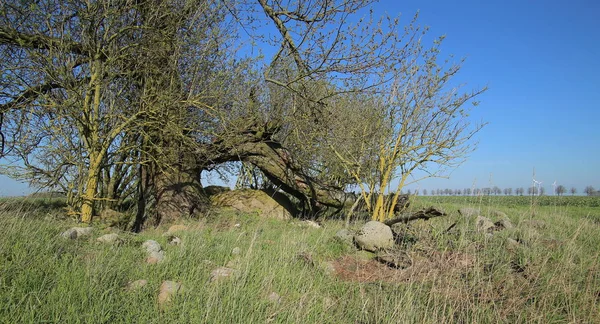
top-left (584, 186), bottom-right (596, 196)
top-left (570, 187), bottom-right (577, 195)
top-left (555, 185), bottom-right (566, 196)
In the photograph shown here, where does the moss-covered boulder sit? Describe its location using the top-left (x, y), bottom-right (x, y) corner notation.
top-left (211, 189), bottom-right (294, 220)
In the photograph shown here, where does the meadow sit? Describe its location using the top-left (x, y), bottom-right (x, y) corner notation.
top-left (0, 195), bottom-right (598, 323)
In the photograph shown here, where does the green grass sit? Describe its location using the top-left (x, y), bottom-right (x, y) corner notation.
top-left (0, 197), bottom-right (598, 323)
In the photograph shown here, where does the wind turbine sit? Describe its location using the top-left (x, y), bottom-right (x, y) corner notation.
top-left (552, 181), bottom-right (557, 195)
top-left (533, 177), bottom-right (543, 196)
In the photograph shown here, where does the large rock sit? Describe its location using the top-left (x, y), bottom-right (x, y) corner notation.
top-left (354, 221), bottom-right (394, 252)
top-left (211, 189), bottom-right (293, 220)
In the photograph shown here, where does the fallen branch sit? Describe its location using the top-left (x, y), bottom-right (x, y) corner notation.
top-left (383, 207), bottom-right (447, 226)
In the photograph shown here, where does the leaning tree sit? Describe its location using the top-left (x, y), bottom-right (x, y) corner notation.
top-left (1, 0), bottom-right (485, 228)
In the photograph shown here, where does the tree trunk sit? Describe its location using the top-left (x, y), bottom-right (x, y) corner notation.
top-left (80, 155), bottom-right (102, 223)
top-left (153, 164), bottom-right (207, 226)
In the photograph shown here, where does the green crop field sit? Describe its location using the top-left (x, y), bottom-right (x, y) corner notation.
top-left (0, 196), bottom-right (599, 323)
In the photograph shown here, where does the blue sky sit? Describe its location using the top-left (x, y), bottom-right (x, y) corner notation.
top-left (1, 0), bottom-right (599, 196)
top-left (380, 0), bottom-right (600, 193)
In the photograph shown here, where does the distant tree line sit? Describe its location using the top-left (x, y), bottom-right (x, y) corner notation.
top-left (420, 185), bottom-right (598, 196)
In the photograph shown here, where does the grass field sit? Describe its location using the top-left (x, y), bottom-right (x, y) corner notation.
top-left (0, 196), bottom-right (598, 323)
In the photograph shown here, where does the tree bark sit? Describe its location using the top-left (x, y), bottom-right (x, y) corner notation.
top-left (153, 164), bottom-right (207, 226)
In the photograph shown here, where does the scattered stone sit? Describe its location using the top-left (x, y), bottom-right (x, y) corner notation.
top-left (267, 292), bottom-right (281, 304)
top-left (475, 216), bottom-right (495, 233)
top-left (231, 247), bottom-right (241, 255)
top-left (210, 267), bottom-right (236, 282)
top-left (167, 236), bottom-right (182, 246)
top-left (142, 240), bottom-right (162, 253)
top-left (61, 227), bottom-right (93, 239)
top-left (234, 223), bottom-right (241, 228)
top-left (97, 233), bottom-right (120, 244)
top-left (303, 220), bottom-right (321, 228)
top-left (354, 221), bottom-right (394, 252)
top-left (355, 250), bottom-right (376, 261)
top-left (167, 225), bottom-right (188, 234)
top-left (158, 281), bottom-right (183, 306)
top-left (147, 250), bottom-right (165, 264)
top-left (458, 208), bottom-right (481, 218)
top-left (125, 279), bottom-right (148, 291)
top-left (375, 250), bottom-right (412, 269)
top-left (494, 218), bottom-right (514, 230)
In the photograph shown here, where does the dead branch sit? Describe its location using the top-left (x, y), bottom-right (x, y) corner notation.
top-left (383, 207), bottom-right (447, 226)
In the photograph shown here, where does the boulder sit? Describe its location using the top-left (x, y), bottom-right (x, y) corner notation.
top-left (61, 227), bottom-right (93, 239)
top-left (97, 233), bottom-right (120, 244)
top-left (211, 189), bottom-right (293, 220)
top-left (475, 216), bottom-right (495, 233)
top-left (158, 281), bottom-right (183, 306)
top-left (458, 208), bottom-right (480, 218)
top-left (354, 221), bottom-right (394, 252)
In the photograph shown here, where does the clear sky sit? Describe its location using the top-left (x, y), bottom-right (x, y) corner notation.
top-left (1, 0), bottom-right (598, 196)
top-left (379, 0), bottom-right (600, 193)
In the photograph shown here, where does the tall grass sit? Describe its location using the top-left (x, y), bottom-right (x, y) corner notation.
top-left (0, 197), bottom-right (598, 323)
